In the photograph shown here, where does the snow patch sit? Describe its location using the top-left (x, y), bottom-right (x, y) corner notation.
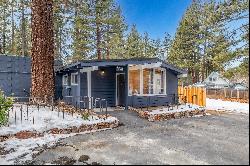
top-left (206, 98), bottom-right (249, 114)
top-left (149, 105), bottom-right (205, 115)
top-left (0, 104), bottom-right (118, 136)
top-left (0, 129), bottom-right (112, 164)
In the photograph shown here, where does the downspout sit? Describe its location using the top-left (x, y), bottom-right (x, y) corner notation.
top-left (125, 65), bottom-right (129, 111)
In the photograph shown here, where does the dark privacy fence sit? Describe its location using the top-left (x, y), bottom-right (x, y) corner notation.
top-left (0, 55), bottom-right (31, 97)
top-left (0, 55), bottom-right (63, 98)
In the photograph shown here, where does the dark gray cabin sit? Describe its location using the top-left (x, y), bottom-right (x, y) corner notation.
top-left (56, 58), bottom-right (186, 109)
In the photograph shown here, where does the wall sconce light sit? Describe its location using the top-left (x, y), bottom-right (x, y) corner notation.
top-left (100, 69), bottom-right (105, 76)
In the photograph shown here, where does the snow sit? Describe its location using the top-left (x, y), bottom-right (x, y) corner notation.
top-left (0, 104), bottom-right (118, 136)
top-left (149, 104), bottom-right (205, 115)
top-left (0, 129), bottom-right (111, 165)
top-left (0, 104), bottom-right (118, 164)
top-left (206, 98), bottom-right (249, 114)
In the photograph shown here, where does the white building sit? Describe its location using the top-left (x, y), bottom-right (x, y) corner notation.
top-left (203, 72), bottom-right (231, 89)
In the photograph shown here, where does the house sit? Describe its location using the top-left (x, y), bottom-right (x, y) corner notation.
top-left (203, 72), bottom-right (231, 89)
top-left (233, 83), bottom-right (248, 90)
top-left (55, 58), bottom-right (186, 109)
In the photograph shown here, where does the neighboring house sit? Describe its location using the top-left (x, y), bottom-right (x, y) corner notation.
top-left (203, 72), bottom-right (231, 89)
top-left (55, 58), bottom-right (186, 109)
top-left (233, 83), bottom-right (248, 90)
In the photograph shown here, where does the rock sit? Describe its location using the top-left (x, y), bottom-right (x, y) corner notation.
top-left (52, 156), bottom-right (76, 165)
top-left (91, 162), bottom-right (102, 165)
top-left (78, 155), bottom-right (90, 162)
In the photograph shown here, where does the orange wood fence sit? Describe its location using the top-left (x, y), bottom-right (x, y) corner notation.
top-left (178, 86), bottom-right (206, 107)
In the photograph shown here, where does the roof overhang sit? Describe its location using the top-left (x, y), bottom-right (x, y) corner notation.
top-left (56, 58), bottom-right (186, 75)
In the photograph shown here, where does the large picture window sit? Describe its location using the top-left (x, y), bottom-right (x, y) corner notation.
top-left (143, 69), bottom-right (154, 94)
top-left (128, 65), bottom-right (166, 96)
top-left (129, 69), bottom-right (141, 95)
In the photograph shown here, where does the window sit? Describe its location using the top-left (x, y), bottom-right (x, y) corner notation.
top-left (71, 73), bottom-right (78, 85)
top-left (209, 77), bottom-right (212, 81)
top-left (155, 69), bottom-right (165, 94)
top-left (213, 77), bottom-right (217, 81)
top-left (63, 75), bottom-right (68, 86)
top-left (128, 65), bottom-right (166, 96)
top-left (143, 69), bottom-right (154, 94)
top-left (129, 68), bottom-right (141, 95)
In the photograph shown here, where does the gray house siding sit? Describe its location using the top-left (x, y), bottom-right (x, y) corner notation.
top-left (91, 67), bottom-right (116, 107)
top-left (80, 72), bottom-right (88, 97)
top-left (166, 69), bottom-right (178, 95)
top-left (0, 56), bottom-right (31, 97)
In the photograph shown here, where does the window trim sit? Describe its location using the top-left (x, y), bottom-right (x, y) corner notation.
top-left (71, 72), bottom-right (78, 86)
top-left (63, 75), bottom-right (68, 86)
top-left (128, 65), bottom-right (166, 96)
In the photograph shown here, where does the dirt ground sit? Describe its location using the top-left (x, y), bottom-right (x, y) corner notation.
top-left (32, 110), bottom-right (249, 165)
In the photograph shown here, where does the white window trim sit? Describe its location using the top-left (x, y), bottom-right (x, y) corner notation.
top-left (71, 72), bottom-right (78, 86)
top-left (128, 65), bottom-right (167, 96)
top-left (63, 75), bottom-right (68, 86)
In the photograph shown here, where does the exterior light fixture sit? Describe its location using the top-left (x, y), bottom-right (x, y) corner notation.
top-left (100, 69), bottom-right (105, 76)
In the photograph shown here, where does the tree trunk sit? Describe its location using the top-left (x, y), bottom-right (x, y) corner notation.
top-left (11, 0), bottom-right (15, 54)
top-left (2, 5), bottom-right (6, 54)
top-left (31, 0), bottom-right (54, 102)
top-left (95, 0), bottom-right (101, 60)
top-left (21, 0), bottom-right (27, 56)
top-left (96, 21), bottom-right (101, 60)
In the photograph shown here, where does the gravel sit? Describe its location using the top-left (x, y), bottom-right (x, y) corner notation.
top-left (33, 110), bottom-right (249, 165)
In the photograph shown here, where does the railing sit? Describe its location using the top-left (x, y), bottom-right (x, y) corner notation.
top-left (63, 96), bottom-right (108, 117)
top-left (178, 86), bottom-right (206, 107)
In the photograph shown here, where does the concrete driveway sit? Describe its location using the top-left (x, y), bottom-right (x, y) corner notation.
top-left (34, 110), bottom-right (249, 165)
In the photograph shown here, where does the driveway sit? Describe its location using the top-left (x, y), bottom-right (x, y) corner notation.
top-left (33, 110), bottom-right (249, 165)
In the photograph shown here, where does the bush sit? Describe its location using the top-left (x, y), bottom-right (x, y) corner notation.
top-left (82, 112), bottom-right (90, 121)
top-left (0, 90), bottom-right (13, 126)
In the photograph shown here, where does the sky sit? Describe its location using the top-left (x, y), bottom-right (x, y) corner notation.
top-left (116, 0), bottom-right (192, 39)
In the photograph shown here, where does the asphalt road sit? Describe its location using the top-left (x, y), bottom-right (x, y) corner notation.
top-left (34, 110), bottom-right (249, 165)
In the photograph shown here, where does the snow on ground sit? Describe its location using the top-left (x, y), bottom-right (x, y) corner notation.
top-left (206, 98), bottom-right (249, 114)
top-left (0, 104), bottom-right (118, 136)
top-left (149, 104), bottom-right (204, 115)
top-left (0, 129), bottom-right (111, 164)
top-left (0, 104), bottom-right (118, 164)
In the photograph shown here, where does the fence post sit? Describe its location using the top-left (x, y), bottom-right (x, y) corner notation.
top-left (237, 89), bottom-right (240, 99)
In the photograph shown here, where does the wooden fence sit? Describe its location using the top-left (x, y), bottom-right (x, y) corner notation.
top-left (206, 88), bottom-right (249, 103)
top-left (178, 86), bottom-right (206, 107)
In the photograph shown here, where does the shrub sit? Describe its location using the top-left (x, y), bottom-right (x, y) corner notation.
top-left (0, 90), bottom-right (13, 126)
top-left (82, 112), bottom-right (90, 121)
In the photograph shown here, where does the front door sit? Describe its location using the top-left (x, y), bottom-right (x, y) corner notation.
top-left (116, 74), bottom-right (126, 106)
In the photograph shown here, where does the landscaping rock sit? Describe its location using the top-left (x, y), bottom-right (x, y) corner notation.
top-left (91, 162), bottom-right (102, 165)
top-left (51, 156), bottom-right (76, 165)
top-left (78, 155), bottom-right (90, 162)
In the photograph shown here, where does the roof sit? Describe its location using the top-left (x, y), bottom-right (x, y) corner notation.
top-left (204, 72), bottom-right (230, 85)
top-left (56, 58), bottom-right (187, 75)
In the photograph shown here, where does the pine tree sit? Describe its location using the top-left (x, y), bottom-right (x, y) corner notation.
top-left (161, 32), bottom-right (172, 60)
top-left (31, 0), bottom-right (54, 101)
top-left (0, 0), bottom-right (11, 54)
top-left (169, 0), bottom-right (201, 83)
top-left (70, 0), bottom-right (93, 61)
top-left (104, 5), bottom-right (127, 59)
top-left (125, 24), bottom-right (143, 58)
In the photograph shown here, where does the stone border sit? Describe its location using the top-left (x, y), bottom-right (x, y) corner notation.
top-left (130, 107), bottom-right (206, 122)
top-left (0, 119), bottom-right (119, 142)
